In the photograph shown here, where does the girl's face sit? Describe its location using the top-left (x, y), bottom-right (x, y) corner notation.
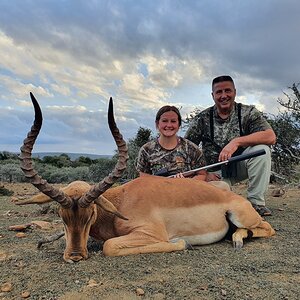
top-left (156, 111), bottom-right (180, 137)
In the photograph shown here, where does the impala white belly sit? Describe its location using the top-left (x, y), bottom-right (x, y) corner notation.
top-left (176, 228), bottom-right (229, 245)
top-left (160, 204), bottom-right (229, 245)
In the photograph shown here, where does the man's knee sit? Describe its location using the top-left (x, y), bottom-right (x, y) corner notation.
top-left (244, 145), bottom-right (272, 173)
top-left (247, 145), bottom-right (271, 160)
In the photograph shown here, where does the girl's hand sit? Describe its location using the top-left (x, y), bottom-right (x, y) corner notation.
top-left (173, 172), bottom-right (185, 178)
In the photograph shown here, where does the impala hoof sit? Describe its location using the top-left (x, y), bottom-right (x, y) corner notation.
top-left (11, 197), bottom-right (26, 205)
top-left (170, 238), bottom-right (191, 250)
top-left (185, 241), bottom-right (194, 250)
top-left (233, 241), bottom-right (243, 251)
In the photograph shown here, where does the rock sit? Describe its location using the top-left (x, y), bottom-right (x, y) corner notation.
top-left (0, 250), bottom-right (9, 261)
top-left (271, 188), bottom-right (285, 197)
top-left (8, 224), bottom-right (31, 231)
top-left (21, 290), bottom-right (30, 298)
top-left (1, 282), bottom-right (12, 292)
top-left (87, 279), bottom-right (98, 287)
top-left (152, 293), bottom-right (165, 300)
top-left (136, 288), bottom-right (145, 296)
top-left (16, 232), bottom-right (26, 238)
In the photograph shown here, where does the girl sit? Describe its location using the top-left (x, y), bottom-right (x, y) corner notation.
top-left (136, 105), bottom-right (206, 180)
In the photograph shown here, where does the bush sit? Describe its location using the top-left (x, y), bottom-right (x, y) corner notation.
top-left (0, 186), bottom-right (14, 196)
top-left (0, 163), bottom-right (24, 183)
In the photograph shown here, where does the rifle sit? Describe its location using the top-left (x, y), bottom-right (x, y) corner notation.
top-left (154, 149), bottom-right (266, 178)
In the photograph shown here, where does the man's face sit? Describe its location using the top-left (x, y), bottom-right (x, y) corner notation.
top-left (211, 81), bottom-right (236, 114)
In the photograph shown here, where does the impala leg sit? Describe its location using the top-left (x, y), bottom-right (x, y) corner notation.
top-left (12, 192), bottom-right (52, 205)
top-left (248, 220), bottom-right (275, 238)
top-left (103, 233), bottom-right (186, 256)
top-left (232, 228), bottom-right (250, 250)
top-left (232, 221), bottom-right (275, 250)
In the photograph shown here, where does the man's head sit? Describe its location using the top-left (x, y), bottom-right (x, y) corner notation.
top-left (211, 75), bottom-right (236, 115)
top-left (212, 75), bottom-right (235, 89)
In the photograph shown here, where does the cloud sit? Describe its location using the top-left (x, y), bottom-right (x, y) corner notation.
top-left (0, 0), bottom-right (299, 154)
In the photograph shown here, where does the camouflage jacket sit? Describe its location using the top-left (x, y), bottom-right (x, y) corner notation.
top-left (136, 137), bottom-right (205, 175)
top-left (185, 103), bottom-right (272, 166)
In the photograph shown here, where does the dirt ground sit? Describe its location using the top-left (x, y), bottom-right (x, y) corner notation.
top-left (0, 182), bottom-right (299, 300)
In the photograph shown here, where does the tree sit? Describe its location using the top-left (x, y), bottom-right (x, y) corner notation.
top-left (182, 107), bottom-right (202, 130)
top-left (0, 151), bottom-right (18, 160)
top-left (73, 156), bottom-right (93, 167)
top-left (89, 158), bottom-right (116, 182)
top-left (120, 127), bottom-right (153, 180)
top-left (0, 163), bottom-right (24, 182)
top-left (268, 83), bottom-right (300, 180)
top-left (42, 154), bottom-right (72, 168)
top-left (277, 83), bottom-right (300, 115)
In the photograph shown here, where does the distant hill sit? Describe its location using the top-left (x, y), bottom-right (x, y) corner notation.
top-left (31, 152), bottom-right (112, 160)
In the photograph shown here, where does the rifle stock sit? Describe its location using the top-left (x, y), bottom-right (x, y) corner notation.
top-left (154, 168), bottom-right (178, 177)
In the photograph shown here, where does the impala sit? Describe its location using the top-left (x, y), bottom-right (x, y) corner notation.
top-left (16, 94), bottom-right (275, 263)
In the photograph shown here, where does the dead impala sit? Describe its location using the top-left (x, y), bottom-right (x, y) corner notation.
top-left (16, 93), bottom-right (275, 263)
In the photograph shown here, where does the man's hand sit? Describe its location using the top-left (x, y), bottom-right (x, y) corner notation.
top-left (218, 129), bottom-right (276, 162)
top-left (218, 139), bottom-right (239, 161)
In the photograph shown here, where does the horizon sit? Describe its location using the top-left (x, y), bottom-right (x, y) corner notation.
top-left (0, 150), bottom-right (113, 158)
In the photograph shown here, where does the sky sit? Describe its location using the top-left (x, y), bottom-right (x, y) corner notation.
top-left (0, 0), bottom-right (299, 155)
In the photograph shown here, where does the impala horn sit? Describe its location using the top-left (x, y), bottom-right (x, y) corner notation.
top-left (19, 93), bottom-right (72, 208)
top-left (78, 97), bottom-right (128, 207)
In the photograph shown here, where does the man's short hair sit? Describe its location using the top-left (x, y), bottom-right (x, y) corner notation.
top-left (212, 75), bottom-right (235, 89)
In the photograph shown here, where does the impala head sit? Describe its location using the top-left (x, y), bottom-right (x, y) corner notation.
top-left (19, 93), bottom-right (128, 263)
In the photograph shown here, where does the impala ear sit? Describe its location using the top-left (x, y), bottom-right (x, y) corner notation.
top-left (95, 195), bottom-right (128, 220)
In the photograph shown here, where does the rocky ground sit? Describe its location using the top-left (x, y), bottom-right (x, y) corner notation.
top-left (0, 182), bottom-right (299, 300)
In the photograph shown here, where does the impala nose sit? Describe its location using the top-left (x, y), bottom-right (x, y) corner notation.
top-left (70, 252), bottom-right (84, 262)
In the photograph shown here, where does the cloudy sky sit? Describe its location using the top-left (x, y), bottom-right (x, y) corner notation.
top-left (0, 0), bottom-right (299, 155)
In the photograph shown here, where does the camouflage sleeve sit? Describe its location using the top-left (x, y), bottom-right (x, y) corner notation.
top-left (135, 146), bottom-right (151, 174)
top-left (184, 115), bottom-right (203, 146)
top-left (244, 106), bottom-right (272, 133)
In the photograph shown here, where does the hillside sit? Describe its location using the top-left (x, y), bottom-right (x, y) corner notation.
top-left (31, 152), bottom-right (112, 160)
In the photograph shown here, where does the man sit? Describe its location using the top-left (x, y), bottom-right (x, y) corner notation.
top-left (185, 75), bottom-right (276, 216)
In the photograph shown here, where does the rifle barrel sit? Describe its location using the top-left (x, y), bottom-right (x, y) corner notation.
top-left (168, 149), bottom-right (266, 178)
